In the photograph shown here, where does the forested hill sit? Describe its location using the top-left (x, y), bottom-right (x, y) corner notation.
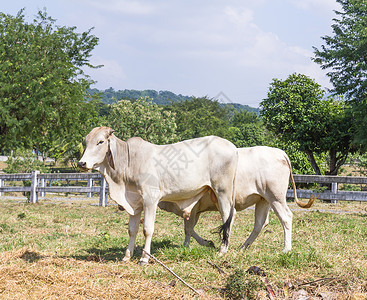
top-left (88, 88), bottom-right (259, 113)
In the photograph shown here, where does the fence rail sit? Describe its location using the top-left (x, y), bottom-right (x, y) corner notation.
top-left (286, 174), bottom-right (367, 203)
top-left (0, 171), bottom-right (108, 206)
top-left (0, 172), bottom-right (367, 206)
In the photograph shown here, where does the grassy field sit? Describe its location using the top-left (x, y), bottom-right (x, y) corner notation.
top-left (0, 198), bottom-right (366, 299)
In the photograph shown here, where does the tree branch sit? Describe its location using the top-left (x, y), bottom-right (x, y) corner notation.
top-left (143, 251), bottom-right (201, 295)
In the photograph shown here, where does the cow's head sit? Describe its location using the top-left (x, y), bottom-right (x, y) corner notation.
top-left (78, 127), bottom-right (116, 171)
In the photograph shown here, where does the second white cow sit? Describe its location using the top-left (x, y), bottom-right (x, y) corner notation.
top-left (158, 146), bottom-right (315, 252)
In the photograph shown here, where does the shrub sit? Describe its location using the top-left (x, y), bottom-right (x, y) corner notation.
top-left (225, 269), bottom-right (264, 299)
top-left (4, 149), bottom-right (47, 201)
top-left (4, 149), bottom-right (47, 174)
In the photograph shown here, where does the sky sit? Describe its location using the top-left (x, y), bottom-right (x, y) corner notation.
top-left (2, 0), bottom-right (341, 107)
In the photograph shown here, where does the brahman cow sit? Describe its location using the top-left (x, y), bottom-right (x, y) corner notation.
top-left (158, 146), bottom-right (314, 253)
top-left (78, 127), bottom-right (238, 264)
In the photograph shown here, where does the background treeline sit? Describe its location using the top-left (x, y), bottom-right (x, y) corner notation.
top-left (88, 87), bottom-right (260, 113)
top-left (89, 88), bottom-right (190, 105)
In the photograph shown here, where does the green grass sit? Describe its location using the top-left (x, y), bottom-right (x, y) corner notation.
top-left (0, 199), bottom-right (366, 298)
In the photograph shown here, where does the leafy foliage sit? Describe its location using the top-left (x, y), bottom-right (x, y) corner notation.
top-left (88, 87), bottom-right (192, 105)
top-left (0, 9), bottom-right (99, 153)
top-left (166, 97), bottom-right (232, 140)
top-left (261, 73), bottom-right (355, 175)
top-left (4, 149), bottom-right (47, 174)
top-left (313, 0), bottom-right (367, 101)
top-left (104, 98), bottom-right (178, 144)
top-left (313, 1), bottom-right (367, 146)
top-left (88, 87), bottom-right (260, 114)
top-left (351, 99), bottom-right (367, 147)
top-left (229, 110), bottom-right (269, 148)
top-left (229, 124), bottom-right (266, 148)
top-left (225, 269), bottom-right (264, 299)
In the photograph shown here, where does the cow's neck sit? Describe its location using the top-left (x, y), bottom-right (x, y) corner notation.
top-left (105, 137), bottom-right (130, 184)
top-left (98, 137), bottom-right (135, 215)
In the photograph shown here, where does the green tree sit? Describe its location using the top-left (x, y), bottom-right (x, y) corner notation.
top-left (104, 98), bottom-right (178, 144)
top-left (231, 110), bottom-right (260, 127)
top-left (313, 0), bottom-right (367, 100)
top-left (0, 9), bottom-right (99, 154)
top-left (260, 73), bottom-right (355, 175)
top-left (313, 0), bottom-right (367, 145)
top-left (229, 110), bottom-right (268, 148)
top-left (166, 97), bottom-right (232, 140)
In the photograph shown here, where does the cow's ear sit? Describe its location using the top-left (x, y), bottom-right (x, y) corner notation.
top-left (107, 139), bottom-right (116, 170)
top-left (105, 128), bottom-right (115, 139)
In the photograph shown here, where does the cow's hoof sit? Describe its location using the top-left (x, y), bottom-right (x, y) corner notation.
top-left (122, 257), bottom-right (130, 263)
top-left (239, 243), bottom-right (249, 250)
top-left (218, 245), bottom-right (228, 255)
top-left (138, 260), bottom-right (149, 266)
top-left (206, 240), bottom-right (215, 248)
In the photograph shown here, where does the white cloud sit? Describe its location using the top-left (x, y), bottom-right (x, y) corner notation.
top-left (224, 6), bottom-right (254, 26)
top-left (87, 57), bottom-right (127, 88)
top-left (288, 46), bottom-right (313, 58)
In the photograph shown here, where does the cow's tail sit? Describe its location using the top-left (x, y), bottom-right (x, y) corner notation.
top-left (219, 205), bottom-right (235, 247)
top-left (284, 153), bottom-right (315, 209)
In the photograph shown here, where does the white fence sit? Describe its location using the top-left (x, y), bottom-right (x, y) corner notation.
top-left (0, 172), bottom-right (367, 206)
top-left (0, 171), bottom-right (108, 206)
top-left (286, 174), bottom-right (367, 203)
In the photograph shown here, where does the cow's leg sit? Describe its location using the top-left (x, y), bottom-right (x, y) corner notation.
top-left (139, 203), bottom-right (158, 265)
top-left (184, 212), bottom-right (215, 247)
top-left (239, 199), bottom-right (270, 250)
top-left (183, 212), bottom-right (198, 246)
top-left (123, 211), bottom-right (142, 262)
top-left (191, 230), bottom-right (215, 247)
top-left (270, 200), bottom-right (293, 252)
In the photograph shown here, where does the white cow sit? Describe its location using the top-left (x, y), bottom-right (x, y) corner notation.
top-left (158, 146), bottom-right (315, 253)
top-left (78, 127), bottom-right (238, 264)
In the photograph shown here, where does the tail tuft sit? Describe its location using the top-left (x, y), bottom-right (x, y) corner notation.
top-left (296, 194), bottom-right (317, 209)
top-left (218, 206), bottom-right (234, 247)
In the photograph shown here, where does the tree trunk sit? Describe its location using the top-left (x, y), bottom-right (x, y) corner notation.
top-left (42, 151), bottom-right (48, 165)
top-left (327, 149), bottom-right (338, 175)
top-left (326, 149), bottom-right (348, 176)
top-left (305, 149), bottom-right (322, 175)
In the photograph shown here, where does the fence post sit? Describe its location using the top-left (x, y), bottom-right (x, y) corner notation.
top-left (99, 175), bottom-right (107, 207)
top-left (331, 182), bottom-right (338, 204)
top-left (0, 179), bottom-right (3, 196)
top-left (87, 178), bottom-right (93, 198)
top-left (30, 170), bottom-right (39, 203)
top-left (40, 177), bottom-right (45, 197)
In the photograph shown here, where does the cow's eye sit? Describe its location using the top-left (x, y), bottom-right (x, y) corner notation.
top-left (97, 141), bottom-right (104, 145)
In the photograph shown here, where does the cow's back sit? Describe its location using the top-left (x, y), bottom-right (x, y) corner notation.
top-left (154, 136), bottom-right (237, 199)
top-left (235, 146), bottom-right (290, 209)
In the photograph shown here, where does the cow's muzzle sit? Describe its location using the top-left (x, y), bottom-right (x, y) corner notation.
top-left (77, 161), bottom-right (88, 170)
